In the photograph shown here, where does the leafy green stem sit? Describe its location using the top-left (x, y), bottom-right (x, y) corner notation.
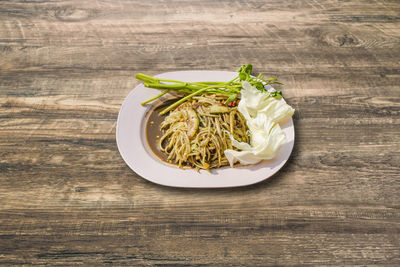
top-left (136, 64), bottom-right (283, 114)
top-left (140, 89), bottom-right (171, 106)
top-left (159, 85), bottom-right (218, 115)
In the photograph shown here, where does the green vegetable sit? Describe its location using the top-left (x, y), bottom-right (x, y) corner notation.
top-left (210, 104), bottom-right (231, 114)
top-left (186, 107), bottom-right (199, 139)
top-left (224, 93), bottom-right (238, 105)
top-left (136, 64), bottom-right (283, 114)
top-left (270, 91), bottom-right (283, 99)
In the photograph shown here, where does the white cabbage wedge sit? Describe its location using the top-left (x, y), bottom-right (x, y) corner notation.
top-left (224, 81), bottom-right (295, 167)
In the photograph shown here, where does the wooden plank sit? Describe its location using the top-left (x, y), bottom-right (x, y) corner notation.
top-left (0, 0), bottom-right (399, 265)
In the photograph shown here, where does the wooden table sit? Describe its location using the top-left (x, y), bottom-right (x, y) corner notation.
top-left (1, 0), bottom-right (399, 265)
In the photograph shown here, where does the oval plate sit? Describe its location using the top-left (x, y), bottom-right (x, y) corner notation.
top-left (116, 71), bottom-right (294, 188)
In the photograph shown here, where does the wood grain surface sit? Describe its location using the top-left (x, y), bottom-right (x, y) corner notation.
top-left (1, 0), bottom-right (399, 265)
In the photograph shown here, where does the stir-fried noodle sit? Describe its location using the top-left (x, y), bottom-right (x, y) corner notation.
top-left (159, 94), bottom-right (248, 170)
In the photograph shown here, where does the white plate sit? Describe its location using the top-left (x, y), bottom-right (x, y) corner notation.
top-left (116, 70), bottom-right (294, 188)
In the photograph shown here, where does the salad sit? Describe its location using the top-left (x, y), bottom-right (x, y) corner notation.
top-left (136, 65), bottom-right (295, 170)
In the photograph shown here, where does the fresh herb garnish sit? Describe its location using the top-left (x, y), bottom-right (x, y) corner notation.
top-left (270, 91), bottom-right (283, 99)
top-left (136, 64), bottom-right (283, 115)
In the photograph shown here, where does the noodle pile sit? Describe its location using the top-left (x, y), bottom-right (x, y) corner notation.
top-left (159, 94), bottom-right (249, 170)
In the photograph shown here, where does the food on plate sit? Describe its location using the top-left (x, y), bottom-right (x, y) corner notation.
top-left (158, 95), bottom-right (248, 170)
top-left (136, 65), bottom-right (295, 170)
top-left (224, 81), bottom-right (294, 166)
